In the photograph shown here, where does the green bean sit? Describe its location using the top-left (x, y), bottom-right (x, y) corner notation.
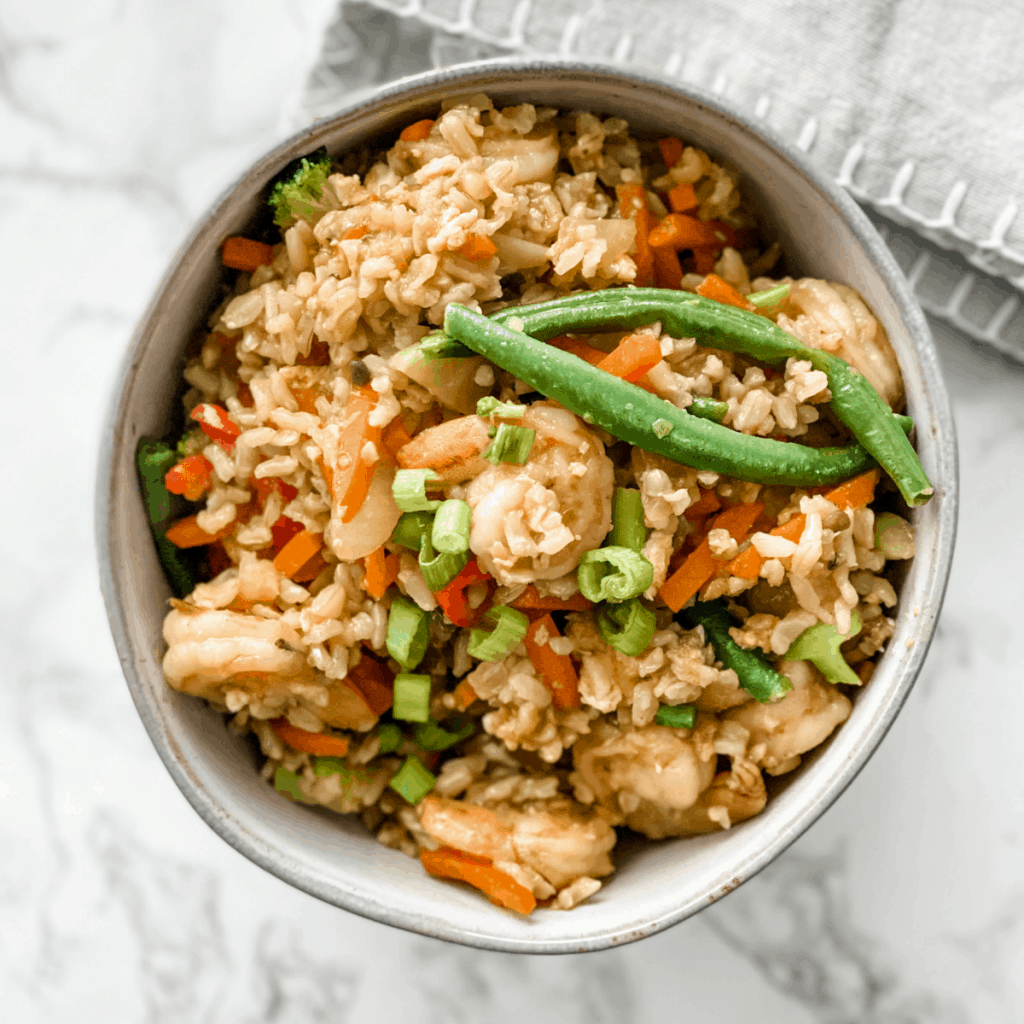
top-left (683, 601), bottom-right (792, 704)
top-left (444, 306), bottom-right (902, 489)
top-left (486, 290), bottom-right (931, 506)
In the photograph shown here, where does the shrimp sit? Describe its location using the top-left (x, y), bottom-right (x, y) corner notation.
top-left (778, 278), bottom-right (904, 409)
top-left (724, 659), bottom-right (851, 774)
top-left (396, 414), bottom-right (491, 483)
top-left (162, 606), bottom-right (378, 731)
top-left (464, 403), bottom-right (614, 584)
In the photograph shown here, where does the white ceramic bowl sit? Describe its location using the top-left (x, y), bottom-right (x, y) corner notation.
top-left (97, 59), bottom-right (958, 952)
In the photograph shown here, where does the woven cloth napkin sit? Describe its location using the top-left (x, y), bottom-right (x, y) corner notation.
top-left (300, 0), bottom-right (1024, 358)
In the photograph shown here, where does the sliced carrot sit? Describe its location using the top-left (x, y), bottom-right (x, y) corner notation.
top-left (667, 182), bottom-right (698, 213)
top-left (617, 183), bottom-right (654, 287)
top-left (222, 236), bottom-right (274, 272)
top-left (292, 550), bottom-right (329, 584)
top-left (273, 529), bottom-right (324, 579)
top-left (363, 545), bottom-right (399, 600)
top-left (524, 614), bottom-right (579, 711)
top-left (342, 225), bottom-right (367, 241)
top-left (400, 118), bottom-right (434, 142)
top-left (825, 469), bottom-right (879, 512)
top-left (658, 137), bottom-right (684, 168)
top-left (649, 213), bottom-right (735, 250)
top-left (692, 247), bottom-right (719, 274)
top-left (346, 652), bottom-right (394, 716)
top-left (659, 501), bottom-right (764, 612)
top-left (270, 718), bottom-right (349, 758)
top-left (456, 234), bottom-right (498, 262)
top-left (684, 487), bottom-right (722, 519)
top-left (653, 244), bottom-right (684, 289)
top-left (420, 848), bottom-right (536, 915)
top-left (165, 513), bottom-right (237, 549)
top-left (450, 679), bottom-right (480, 712)
top-left (697, 273), bottom-right (756, 311)
top-left (597, 333), bottom-right (663, 383)
top-left (332, 385), bottom-right (382, 523)
top-left (164, 454), bottom-right (213, 502)
top-left (381, 416), bottom-right (415, 460)
top-left (512, 585), bottom-right (593, 612)
top-left (548, 335), bottom-right (607, 366)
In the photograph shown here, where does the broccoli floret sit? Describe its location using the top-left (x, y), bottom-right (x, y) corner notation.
top-left (268, 146), bottom-right (334, 228)
top-left (784, 610), bottom-right (863, 686)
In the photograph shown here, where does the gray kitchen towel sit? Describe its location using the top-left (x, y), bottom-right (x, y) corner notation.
top-left (299, 0), bottom-right (1024, 360)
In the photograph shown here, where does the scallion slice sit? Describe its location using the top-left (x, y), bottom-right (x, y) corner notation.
top-left (467, 605), bottom-right (529, 662)
top-left (274, 766), bottom-right (315, 804)
top-left (377, 722), bottom-right (403, 754)
top-left (597, 598), bottom-right (656, 656)
top-left (392, 510), bottom-right (434, 551)
top-left (482, 423), bottom-right (535, 465)
top-left (418, 533), bottom-right (469, 591)
top-left (476, 396), bottom-right (526, 419)
top-left (431, 499), bottom-right (472, 554)
top-left (386, 596), bottom-right (430, 670)
top-left (393, 672), bottom-right (432, 723)
top-left (312, 756), bottom-right (350, 779)
top-left (654, 704), bottom-right (696, 729)
top-left (578, 546), bottom-right (654, 603)
top-left (747, 282), bottom-right (791, 308)
top-left (413, 716), bottom-right (475, 751)
top-left (392, 468), bottom-right (442, 512)
top-left (388, 755), bottom-right (436, 804)
top-left (608, 488), bottom-right (647, 552)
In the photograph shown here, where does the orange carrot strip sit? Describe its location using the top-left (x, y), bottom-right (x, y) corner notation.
top-left (381, 416), bottom-right (414, 460)
top-left (270, 718), bottom-right (349, 758)
top-left (363, 546), bottom-right (390, 600)
top-left (649, 214), bottom-right (735, 250)
top-left (222, 236), bottom-right (274, 272)
top-left (291, 386), bottom-right (319, 416)
top-left (524, 614), bottom-right (579, 711)
top-left (653, 244), bottom-right (684, 289)
top-left (451, 679), bottom-right (479, 712)
top-left (692, 247), bottom-right (719, 274)
top-left (659, 502), bottom-right (764, 612)
top-left (697, 273), bottom-right (756, 311)
top-left (512, 585), bottom-right (593, 612)
top-left (346, 652), bottom-right (394, 716)
top-left (596, 333), bottom-right (663, 383)
top-left (333, 385), bottom-right (382, 523)
top-left (548, 335), bottom-right (607, 366)
top-left (617, 183), bottom-right (654, 287)
top-left (684, 488), bottom-right (722, 519)
top-left (420, 848), bottom-right (537, 915)
top-left (456, 234), bottom-right (498, 262)
top-left (825, 469), bottom-right (879, 511)
top-left (292, 551), bottom-right (329, 584)
top-left (667, 182), bottom-right (698, 213)
top-left (165, 514), bottom-right (236, 549)
top-left (273, 529), bottom-right (324, 579)
top-left (400, 118), bottom-right (434, 142)
top-left (658, 137), bottom-right (684, 168)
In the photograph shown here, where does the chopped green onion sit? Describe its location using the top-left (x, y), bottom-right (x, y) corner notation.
top-left (418, 533), bottom-right (469, 591)
top-left (392, 510), bottom-right (435, 551)
top-left (578, 546), bottom-right (654, 603)
top-left (874, 512), bottom-right (915, 560)
top-left (431, 499), bottom-right (472, 554)
top-left (393, 672), bottom-right (432, 723)
top-left (386, 596), bottom-right (430, 670)
top-left (389, 755), bottom-right (436, 804)
top-left (392, 468), bottom-right (441, 512)
top-left (274, 766), bottom-right (315, 804)
top-left (747, 282), bottom-right (791, 308)
top-left (654, 704), bottom-right (696, 729)
top-left (377, 723), bottom-right (403, 754)
top-left (468, 605), bottom-right (530, 662)
top-left (312, 756), bottom-right (350, 779)
top-left (413, 716), bottom-right (475, 751)
top-left (608, 488), bottom-right (647, 552)
top-left (476, 396), bottom-right (526, 419)
top-left (483, 423), bottom-right (535, 465)
top-left (784, 611), bottom-right (863, 686)
top-left (419, 333), bottom-right (476, 359)
top-left (597, 599), bottom-right (656, 656)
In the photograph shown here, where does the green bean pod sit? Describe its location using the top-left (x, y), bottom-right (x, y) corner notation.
top-left (486, 290), bottom-right (931, 506)
top-left (683, 601), bottom-right (792, 704)
top-left (444, 306), bottom-right (902, 489)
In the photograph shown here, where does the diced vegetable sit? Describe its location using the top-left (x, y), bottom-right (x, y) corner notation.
top-left (467, 606), bottom-right (530, 662)
top-left (420, 847), bottom-right (536, 915)
top-left (617, 183), bottom-right (654, 287)
top-left (450, 679), bottom-right (479, 711)
top-left (685, 488), bottom-right (722, 519)
top-left (482, 424), bottom-right (535, 465)
top-left (648, 214), bottom-right (734, 250)
top-left (652, 244), bottom-right (684, 289)
top-left (392, 468), bottom-right (442, 512)
top-left (524, 614), bottom-right (579, 710)
top-left (400, 119), bottom-right (434, 142)
top-left (511, 585), bottom-right (593, 611)
top-left (377, 722), bottom-right (403, 754)
top-left (596, 332), bottom-right (663, 383)
top-left (386, 596), bottom-right (431, 670)
top-left (413, 716), bottom-right (475, 751)
top-left (577, 546), bottom-right (654, 603)
top-left (654, 704), bottom-right (696, 729)
top-left (418, 533), bottom-right (469, 591)
top-left (548, 335), bottom-right (607, 366)
top-left (270, 718), bottom-right (349, 757)
top-left (389, 755), bottom-right (436, 804)
top-left (748, 282), bottom-right (791, 308)
top-left (164, 454), bottom-right (214, 502)
top-left (165, 513), bottom-right (237, 549)
top-left (476, 396), bottom-right (526, 419)
top-left (222, 236), bottom-right (274, 272)
top-left (696, 273), bottom-right (756, 312)
top-left (431, 499), bottom-right (472, 554)
top-left (268, 146), bottom-right (334, 228)
top-left (435, 559), bottom-right (493, 627)
top-left (785, 611), bottom-right (863, 686)
top-left (874, 512), bottom-right (915, 559)
top-left (456, 234), bottom-right (498, 262)
top-left (274, 766), bottom-right (315, 804)
top-left (393, 673), bottom-right (432, 723)
top-left (608, 487), bottom-right (647, 552)
top-left (658, 137), bottom-right (684, 168)
top-left (667, 182), bottom-right (698, 213)
top-left (345, 652), bottom-right (395, 716)
top-left (191, 403), bottom-right (240, 449)
top-left (363, 545), bottom-right (399, 600)
top-left (597, 598), bottom-right (656, 656)
top-left (272, 529), bottom-right (323, 579)
top-left (392, 510), bottom-right (435, 551)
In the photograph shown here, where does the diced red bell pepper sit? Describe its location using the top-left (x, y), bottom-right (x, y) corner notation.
top-left (191, 403), bottom-right (241, 450)
top-left (435, 559), bottom-right (493, 627)
top-left (164, 454), bottom-right (213, 501)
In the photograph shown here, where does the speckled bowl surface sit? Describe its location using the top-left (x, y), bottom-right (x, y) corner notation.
top-left (97, 59), bottom-right (958, 953)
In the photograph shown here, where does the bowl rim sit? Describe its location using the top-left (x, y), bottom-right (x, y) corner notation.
top-left (96, 56), bottom-right (958, 953)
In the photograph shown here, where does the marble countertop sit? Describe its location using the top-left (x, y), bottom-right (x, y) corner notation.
top-left (2, 3), bottom-right (1020, 1020)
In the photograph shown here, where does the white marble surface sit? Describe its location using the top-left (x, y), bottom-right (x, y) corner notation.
top-left (1, 3), bottom-right (1020, 1020)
